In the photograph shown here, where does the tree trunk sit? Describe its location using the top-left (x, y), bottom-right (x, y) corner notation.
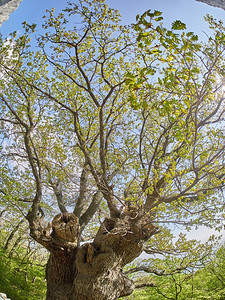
top-left (46, 249), bottom-right (77, 300)
top-left (30, 212), bottom-right (158, 300)
top-left (46, 246), bottom-right (134, 300)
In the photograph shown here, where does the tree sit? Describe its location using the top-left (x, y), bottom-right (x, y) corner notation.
top-left (0, 247), bottom-right (46, 300)
top-left (0, 0), bottom-right (224, 299)
top-left (194, 244), bottom-right (225, 299)
top-left (124, 233), bottom-right (216, 299)
top-left (126, 243), bottom-right (225, 300)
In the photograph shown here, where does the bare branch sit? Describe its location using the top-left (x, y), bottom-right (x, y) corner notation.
top-left (135, 282), bottom-right (157, 288)
top-left (79, 190), bottom-right (102, 230)
top-left (73, 163), bottom-right (89, 217)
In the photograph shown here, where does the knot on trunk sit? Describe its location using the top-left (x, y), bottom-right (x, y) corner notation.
top-left (91, 215), bottom-right (159, 266)
top-left (52, 212), bottom-right (80, 247)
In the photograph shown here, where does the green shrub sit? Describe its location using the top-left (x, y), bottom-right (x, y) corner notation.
top-left (0, 248), bottom-right (46, 300)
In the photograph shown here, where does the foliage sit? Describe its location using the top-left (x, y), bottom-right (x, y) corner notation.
top-left (124, 243), bottom-right (225, 300)
top-left (0, 0), bottom-right (224, 230)
top-left (0, 248), bottom-right (46, 300)
top-left (0, 0), bottom-right (224, 297)
top-left (0, 211), bottom-right (47, 299)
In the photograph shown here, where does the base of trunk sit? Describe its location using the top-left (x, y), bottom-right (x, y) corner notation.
top-left (46, 249), bottom-right (77, 300)
top-left (44, 213), bottom-right (158, 300)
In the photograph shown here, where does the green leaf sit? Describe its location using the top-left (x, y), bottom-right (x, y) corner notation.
top-left (155, 17), bottom-right (163, 22)
top-left (153, 10), bottom-right (162, 17)
top-left (171, 20), bottom-right (186, 30)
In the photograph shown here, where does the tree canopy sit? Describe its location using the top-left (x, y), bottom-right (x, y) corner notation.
top-left (0, 0), bottom-right (224, 298)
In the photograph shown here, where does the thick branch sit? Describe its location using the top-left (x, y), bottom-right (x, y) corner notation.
top-left (73, 164), bottom-right (88, 217)
top-left (52, 181), bottom-right (67, 214)
top-left (26, 212), bottom-right (80, 252)
top-left (79, 190), bottom-right (102, 230)
top-left (24, 129), bottom-right (42, 217)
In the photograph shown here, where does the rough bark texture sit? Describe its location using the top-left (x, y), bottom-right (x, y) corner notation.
top-left (43, 212), bottom-right (158, 300)
top-left (0, 0), bottom-right (22, 26)
top-left (196, 0), bottom-right (225, 10)
top-left (46, 249), bottom-right (77, 300)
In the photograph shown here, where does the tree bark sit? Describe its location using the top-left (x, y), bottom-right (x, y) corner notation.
top-left (40, 212), bottom-right (158, 300)
top-left (46, 249), bottom-right (77, 300)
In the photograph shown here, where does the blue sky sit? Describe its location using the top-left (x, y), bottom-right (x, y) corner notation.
top-left (0, 0), bottom-right (225, 39)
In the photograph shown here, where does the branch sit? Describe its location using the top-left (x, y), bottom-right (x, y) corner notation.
top-left (44, 164), bottom-right (68, 213)
top-left (135, 283), bottom-right (157, 288)
top-left (4, 219), bottom-right (25, 251)
top-left (73, 111), bottom-right (121, 218)
top-left (125, 265), bottom-right (187, 276)
top-left (52, 181), bottom-right (68, 214)
top-left (79, 190), bottom-right (102, 231)
top-left (0, 189), bottom-right (6, 196)
top-left (24, 129), bottom-right (42, 217)
top-left (1, 63), bottom-right (76, 115)
top-left (99, 107), bottom-right (107, 177)
top-left (74, 44), bottom-right (100, 108)
top-left (198, 96), bottom-right (225, 128)
top-left (0, 94), bottom-right (28, 129)
top-left (0, 117), bottom-right (20, 125)
top-left (17, 198), bottom-right (34, 203)
top-left (73, 163), bottom-right (89, 217)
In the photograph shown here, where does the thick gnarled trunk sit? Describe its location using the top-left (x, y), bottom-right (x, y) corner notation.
top-left (29, 212), bottom-right (157, 300)
top-left (46, 249), bottom-right (77, 300)
top-left (46, 247), bottom-right (134, 300)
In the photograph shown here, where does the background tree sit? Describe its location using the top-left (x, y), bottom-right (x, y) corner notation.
top-left (0, 210), bottom-right (47, 299)
top-left (0, 247), bottom-right (46, 300)
top-left (0, 0), bottom-right (224, 299)
top-left (125, 243), bottom-right (225, 300)
top-left (124, 234), bottom-right (216, 299)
